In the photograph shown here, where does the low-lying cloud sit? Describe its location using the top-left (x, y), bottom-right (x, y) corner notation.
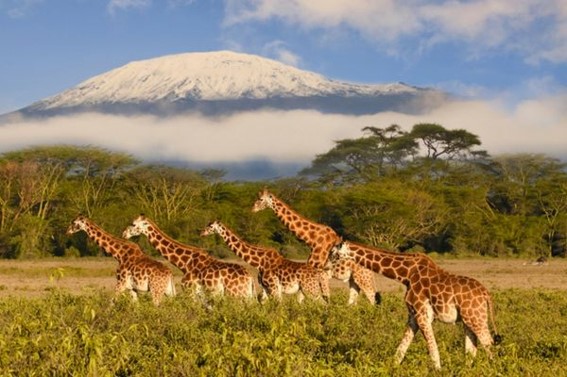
top-left (1, 93), bottom-right (566, 175)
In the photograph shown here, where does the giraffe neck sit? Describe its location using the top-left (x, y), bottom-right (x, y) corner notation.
top-left (348, 241), bottom-right (434, 286)
top-left (214, 224), bottom-right (282, 270)
top-left (270, 197), bottom-right (339, 268)
top-left (271, 198), bottom-right (319, 245)
top-left (83, 221), bottom-right (136, 263)
top-left (144, 221), bottom-right (210, 270)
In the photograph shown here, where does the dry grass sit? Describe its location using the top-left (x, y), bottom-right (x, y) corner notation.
top-left (0, 256), bottom-right (565, 298)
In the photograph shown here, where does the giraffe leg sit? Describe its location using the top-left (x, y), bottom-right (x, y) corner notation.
top-left (240, 276), bottom-right (256, 300)
top-left (256, 274), bottom-right (270, 303)
top-left (463, 317), bottom-right (494, 358)
top-left (262, 272), bottom-right (282, 301)
top-left (116, 276), bottom-right (138, 303)
top-left (395, 313), bottom-right (419, 365)
top-left (464, 325), bottom-right (478, 357)
top-left (296, 290), bottom-right (306, 304)
top-left (318, 271), bottom-right (331, 303)
top-left (167, 276), bottom-right (176, 297)
top-left (151, 278), bottom-right (169, 306)
top-left (352, 266), bottom-right (377, 305)
top-left (150, 288), bottom-right (162, 306)
top-left (129, 289), bottom-right (139, 302)
top-left (301, 273), bottom-right (328, 304)
top-left (415, 304), bottom-right (441, 370)
top-left (347, 278), bottom-right (360, 305)
top-left (461, 302), bottom-right (494, 358)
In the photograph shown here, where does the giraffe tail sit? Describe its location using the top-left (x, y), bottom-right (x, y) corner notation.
top-left (488, 294), bottom-right (502, 345)
top-left (374, 292), bottom-right (382, 305)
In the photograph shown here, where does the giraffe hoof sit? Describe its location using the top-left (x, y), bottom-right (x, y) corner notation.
top-left (493, 334), bottom-right (503, 345)
top-left (374, 292), bottom-right (382, 305)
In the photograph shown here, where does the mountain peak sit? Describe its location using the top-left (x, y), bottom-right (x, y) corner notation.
top-left (13, 50), bottom-right (445, 118)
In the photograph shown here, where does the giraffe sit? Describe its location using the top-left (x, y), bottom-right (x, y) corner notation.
top-left (122, 214), bottom-right (255, 299)
top-left (66, 214), bottom-right (175, 306)
top-left (200, 220), bottom-right (330, 303)
top-left (252, 188), bottom-right (379, 305)
top-left (331, 240), bottom-right (501, 370)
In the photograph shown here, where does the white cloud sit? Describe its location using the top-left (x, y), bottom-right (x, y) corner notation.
top-left (2, 0), bottom-right (43, 18)
top-left (107, 0), bottom-right (152, 15)
top-left (224, 0), bottom-right (567, 64)
top-left (167, 0), bottom-right (195, 7)
top-left (0, 93), bottom-right (565, 169)
top-left (262, 41), bottom-right (302, 67)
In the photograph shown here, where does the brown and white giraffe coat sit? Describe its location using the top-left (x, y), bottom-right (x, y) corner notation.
top-left (122, 214), bottom-right (255, 299)
top-left (252, 188), bottom-right (379, 305)
top-left (332, 240), bottom-right (500, 369)
top-left (201, 220), bottom-right (330, 303)
top-left (66, 214), bottom-right (175, 306)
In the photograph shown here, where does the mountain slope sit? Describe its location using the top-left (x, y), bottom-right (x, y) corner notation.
top-left (9, 50), bottom-right (447, 118)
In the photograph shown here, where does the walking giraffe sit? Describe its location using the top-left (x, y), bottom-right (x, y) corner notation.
top-left (66, 214), bottom-right (175, 306)
top-left (331, 240), bottom-right (501, 370)
top-left (122, 214), bottom-right (255, 299)
top-left (201, 220), bottom-right (330, 303)
top-left (252, 188), bottom-right (379, 305)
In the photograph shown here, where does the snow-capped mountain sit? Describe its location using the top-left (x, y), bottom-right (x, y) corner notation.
top-left (8, 51), bottom-right (447, 118)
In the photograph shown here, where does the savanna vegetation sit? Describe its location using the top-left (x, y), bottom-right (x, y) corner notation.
top-left (1, 288), bottom-right (566, 376)
top-left (1, 122), bottom-right (567, 376)
top-left (0, 122), bottom-right (565, 260)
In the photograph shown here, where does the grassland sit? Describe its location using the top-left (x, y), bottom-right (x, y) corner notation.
top-left (0, 257), bottom-right (566, 376)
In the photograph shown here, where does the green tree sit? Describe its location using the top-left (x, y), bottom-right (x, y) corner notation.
top-left (409, 123), bottom-right (484, 160)
top-left (123, 164), bottom-right (207, 225)
top-left (300, 124), bottom-right (417, 184)
top-left (337, 181), bottom-right (447, 250)
top-left (0, 147), bottom-right (71, 257)
top-left (62, 146), bottom-right (138, 217)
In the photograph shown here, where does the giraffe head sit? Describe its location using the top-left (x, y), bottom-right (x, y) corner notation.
top-left (66, 214), bottom-right (88, 235)
top-left (252, 188), bottom-right (275, 213)
top-left (330, 241), bottom-right (354, 262)
top-left (122, 214), bottom-right (150, 239)
top-left (200, 220), bottom-right (222, 237)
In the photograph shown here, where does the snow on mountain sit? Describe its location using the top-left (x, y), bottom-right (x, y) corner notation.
top-left (9, 50), bottom-right (447, 118)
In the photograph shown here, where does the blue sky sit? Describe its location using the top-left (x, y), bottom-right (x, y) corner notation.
top-left (0, 0), bottom-right (566, 170)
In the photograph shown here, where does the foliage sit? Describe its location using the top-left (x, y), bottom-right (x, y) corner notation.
top-left (0, 127), bottom-right (566, 259)
top-left (0, 289), bottom-right (566, 376)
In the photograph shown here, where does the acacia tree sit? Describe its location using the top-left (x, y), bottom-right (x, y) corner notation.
top-left (0, 147), bottom-right (70, 257)
top-left (63, 146), bottom-right (138, 217)
top-left (409, 123), bottom-right (483, 160)
top-left (477, 154), bottom-right (567, 256)
top-left (300, 124), bottom-right (417, 184)
top-left (302, 123), bottom-right (487, 185)
top-left (123, 165), bottom-right (207, 225)
top-left (336, 181), bottom-right (447, 250)
top-left (536, 178), bottom-right (567, 256)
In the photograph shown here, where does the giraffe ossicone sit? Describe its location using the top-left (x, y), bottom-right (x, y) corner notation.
top-left (66, 214), bottom-right (176, 306)
top-left (332, 240), bottom-right (501, 370)
top-left (252, 188), bottom-right (380, 305)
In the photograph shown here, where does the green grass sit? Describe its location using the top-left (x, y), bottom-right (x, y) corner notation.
top-left (0, 289), bottom-right (566, 376)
